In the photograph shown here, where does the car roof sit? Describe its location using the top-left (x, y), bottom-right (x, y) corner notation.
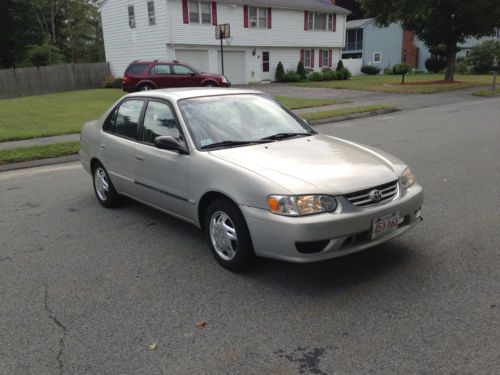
top-left (124, 87), bottom-right (264, 101)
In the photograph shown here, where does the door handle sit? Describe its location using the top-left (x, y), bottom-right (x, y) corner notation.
top-left (134, 155), bottom-right (144, 162)
top-left (99, 144), bottom-right (106, 150)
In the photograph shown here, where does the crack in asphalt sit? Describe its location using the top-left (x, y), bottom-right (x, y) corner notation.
top-left (43, 285), bottom-right (67, 375)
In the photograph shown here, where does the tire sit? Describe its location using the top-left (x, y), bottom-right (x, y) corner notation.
top-left (204, 199), bottom-right (256, 271)
top-left (203, 81), bottom-right (218, 87)
top-left (92, 163), bottom-right (122, 208)
top-left (139, 84), bottom-right (154, 91)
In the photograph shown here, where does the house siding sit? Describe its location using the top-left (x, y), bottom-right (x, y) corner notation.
top-left (101, 0), bottom-right (346, 82)
top-left (362, 22), bottom-right (402, 69)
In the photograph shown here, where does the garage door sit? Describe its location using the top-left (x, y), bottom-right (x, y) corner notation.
top-left (175, 50), bottom-right (209, 72)
top-left (217, 51), bottom-right (246, 84)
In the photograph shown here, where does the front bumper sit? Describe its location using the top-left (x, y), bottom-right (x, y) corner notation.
top-left (241, 183), bottom-right (423, 263)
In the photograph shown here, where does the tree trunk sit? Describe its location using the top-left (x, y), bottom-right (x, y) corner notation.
top-left (444, 48), bottom-right (456, 82)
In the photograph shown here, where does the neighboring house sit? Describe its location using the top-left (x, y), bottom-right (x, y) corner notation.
top-left (100, 0), bottom-right (350, 84)
top-left (343, 18), bottom-right (500, 71)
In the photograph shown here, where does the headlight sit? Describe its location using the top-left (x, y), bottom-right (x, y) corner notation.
top-left (400, 167), bottom-right (416, 189)
top-left (266, 195), bottom-right (337, 216)
top-left (221, 76), bottom-right (228, 83)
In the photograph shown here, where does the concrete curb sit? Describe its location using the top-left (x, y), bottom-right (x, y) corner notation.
top-left (0, 154), bottom-right (79, 172)
top-left (308, 108), bottom-right (398, 126)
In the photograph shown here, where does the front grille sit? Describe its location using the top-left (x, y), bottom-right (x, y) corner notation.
top-left (345, 180), bottom-right (399, 208)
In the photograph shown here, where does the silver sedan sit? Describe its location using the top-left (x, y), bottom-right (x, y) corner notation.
top-left (80, 88), bottom-right (423, 270)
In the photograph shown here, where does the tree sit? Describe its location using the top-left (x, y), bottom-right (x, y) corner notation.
top-left (356, 0), bottom-right (500, 81)
top-left (275, 61), bottom-right (285, 81)
top-left (296, 61), bottom-right (307, 80)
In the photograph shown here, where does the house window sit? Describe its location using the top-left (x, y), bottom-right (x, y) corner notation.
top-left (262, 51), bottom-right (270, 72)
top-left (147, 1), bottom-right (155, 25)
top-left (249, 7), bottom-right (267, 28)
top-left (189, 1), bottom-right (211, 24)
top-left (128, 5), bottom-right (136, 28)
top-left (304, 49), bottom-right (312, 68)
top-left (322, 50), bottom-right (329, 66)
top-left (373, 52), bottom-right (382, 63)
top-left (308, 13), bottom-right (333, 31)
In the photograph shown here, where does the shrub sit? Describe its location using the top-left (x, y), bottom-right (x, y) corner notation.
top-left (336, 60), bottom-right (344, 71)
top-left (361, 65), bottom-right (381, 75)
top-left (454, 57), bottom-right (471, 74)
top-left (468, 40), bottom-right (500, 74)
top-left (321, 68), bottom-right (332, 73)
top-left (393, 63), bottom-right (410, 75)
top-left (102, 75), bottom-right (122, 88)
top-left (296, 61), bottom-right (307, 80)
top-left (425, 57), bottom-right (447, 73)
top-left (275, 61), bottom-right (286, 82)
top-left (383, 68), bottom-right (393, 75)
top-left (322, 71), bottom-right (333, 81)
top-left (283, 71), bottom-right (301, 82)
top-left (309, 71), bottom-right (323, 81)
top-left (336, 67), bottom-right (351, 80)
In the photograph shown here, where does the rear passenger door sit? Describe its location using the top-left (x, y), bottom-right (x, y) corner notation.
top-left (133, 99), bottom-right (192, 220)
top-left (150, 63), bottom-right (175, 88)
top-left (99, 99), bottom-right (145, 195)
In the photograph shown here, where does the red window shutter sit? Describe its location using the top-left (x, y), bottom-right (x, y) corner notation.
top-left (243, 6), bottom-right (249, 28)
top-left (300, 49), bottom-right (305, 64)
top-left (329, 49), bottom-right (333, 67)
top-left (268, 8), bottom-right (272, 29)
top-left (182, 0), bottom-right (189, 24)
top-left (311, 49), bottom-right (315, 67)
top-left (319, 49), bottom-right (323, 67)
top-left (333, 14), bottom-right (336, 32)
top-left (304, 11), bottom-right (308, 31)
top-left (212, 2), bottom-right (217, 25)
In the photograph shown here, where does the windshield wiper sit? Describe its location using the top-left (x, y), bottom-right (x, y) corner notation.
top-left (200, 140), bottom-right (271, 150)
top-left (260, 132), bottom-right (313, 141)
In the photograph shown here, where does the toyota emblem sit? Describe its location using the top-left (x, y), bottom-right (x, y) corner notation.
top-left (369, 189), bottom-right (383, 202)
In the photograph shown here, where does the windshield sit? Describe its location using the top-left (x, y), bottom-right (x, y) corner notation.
top-left (178, 94), bottom-right (315, 149)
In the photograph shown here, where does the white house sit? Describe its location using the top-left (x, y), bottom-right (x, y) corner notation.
top-left (100, 0), bottom-right (350, 83)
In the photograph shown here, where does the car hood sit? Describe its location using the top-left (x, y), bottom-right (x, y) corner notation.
top-left (209, 134), bottom-right (404, 195)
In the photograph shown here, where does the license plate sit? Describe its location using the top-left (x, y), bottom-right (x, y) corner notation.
top-left (371, 212), bottom-right (400, 239)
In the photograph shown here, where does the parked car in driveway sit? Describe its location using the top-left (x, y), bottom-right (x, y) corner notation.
top-left (80, 88), bottom-right (423, 270)
top-left (122, 60), bottom-right (231, 92)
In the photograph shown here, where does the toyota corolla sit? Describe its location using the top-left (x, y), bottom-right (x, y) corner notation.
top-left (80, 88), bottom-right (423, 270)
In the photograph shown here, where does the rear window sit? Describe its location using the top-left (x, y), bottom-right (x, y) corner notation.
top-left (125, 63), bottom-right (149, 75)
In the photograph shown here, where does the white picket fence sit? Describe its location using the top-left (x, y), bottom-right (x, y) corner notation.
top-left (341, 58), bottom-right (363, 76)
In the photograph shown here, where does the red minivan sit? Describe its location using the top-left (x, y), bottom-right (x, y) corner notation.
top-left (122, 60), bottom-right (231, 92)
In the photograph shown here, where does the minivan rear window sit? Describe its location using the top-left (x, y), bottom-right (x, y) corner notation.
top-left (125, 63), bottom-right (149, 75)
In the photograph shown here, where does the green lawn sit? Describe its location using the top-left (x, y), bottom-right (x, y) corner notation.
top-left (0, 141), bottom-right (80, 164)
top-left (293, 74), bottom-right (494, 94)
top-left (0, 89), bottom-right (123, 142)
top-left (472, 88), bottom-right (500, 97)
top-left (301, 104), bottom-right (394, 122)
top-left (274, 96), bottom-right (350, 109)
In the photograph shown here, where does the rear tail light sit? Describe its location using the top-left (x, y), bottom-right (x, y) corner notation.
top-left (123, 76), bottom-right (130, 84)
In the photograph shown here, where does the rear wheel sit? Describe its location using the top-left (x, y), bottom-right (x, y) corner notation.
top-left (205, 199), bottom-right (255, 271)
top-left (139, 83), bottom-right (154, 91)
top-left (92, 163), bottom-right (122, 208)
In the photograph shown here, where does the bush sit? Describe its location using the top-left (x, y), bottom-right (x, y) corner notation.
top-left (22, 43), bottom-right (66, 67)
top-left (454, 57), bottom-right (471, 74)
top-left (383, 68), bottom-right (393, 75)
top-left (102, 75), bottom-right (123, 88)
top-left (283, 71), bottom-right (301, 82)
top-left (393, 63), bottom-right (410, 75)
top-left (275, 61), bottom-right (285, 82)
top-left (425, 57), bottom-right (447, 73)
top-left (361, 65), bottom-right (381, 75)
top-left (336, 60), bottom-right (344, 71)
top-left (321, 68), bottom-right (332, 73)
top-left (322, 71), bottom-right (333, 81)
top-left (296, 61), bottom-right (307, 80)
top-left (468, 40), bottom-right (500, 74)
top-left (309, 71), bottom-right (323, 81)
top-left (336, 67), bottom-right (351, 80)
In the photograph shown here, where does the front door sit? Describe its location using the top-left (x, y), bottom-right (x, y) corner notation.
top-left (150, 63), bottom-right (176, 88)
top-left (133, 99), bottom-right (192, 220)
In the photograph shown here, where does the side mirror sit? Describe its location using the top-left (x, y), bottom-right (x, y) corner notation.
top-left (189, 72), bottom-right (196, 77)
top-left (154, 136), bottom-right (189, 154)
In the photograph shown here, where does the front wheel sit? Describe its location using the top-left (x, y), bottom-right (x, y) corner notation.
top-left (203, 81), bottom-right (218, 87)
top-left (92, 163), bottom-right (122, 208)
top-left (205, 199), bottom-right (255, 271)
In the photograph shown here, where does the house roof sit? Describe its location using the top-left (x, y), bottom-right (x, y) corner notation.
top-left (212, 0), bottom-right (350, 14)
top-left (346, 18), bottom-right (373, 29)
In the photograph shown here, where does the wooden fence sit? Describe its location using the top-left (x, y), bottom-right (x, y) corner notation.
top-left (0, 62), bottom-right (111, 99)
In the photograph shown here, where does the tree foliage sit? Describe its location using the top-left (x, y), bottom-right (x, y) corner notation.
top-left (0, 0), bottom-right (104, 69)
top-left (356, 0), bottom-right (500, 81)
top-left (468, 40), bottom-right (500, 74)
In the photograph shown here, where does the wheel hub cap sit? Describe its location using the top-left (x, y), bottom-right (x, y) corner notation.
top-left (209, 211), bottom-right (238, 261)
top-left (94, 167), bottom-right (109, 201)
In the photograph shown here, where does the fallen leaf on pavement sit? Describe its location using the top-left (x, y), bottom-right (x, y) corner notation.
top-left (147, 343), bottom-right (158, 350)
top-left (195, 321), bottom-right (207, 329)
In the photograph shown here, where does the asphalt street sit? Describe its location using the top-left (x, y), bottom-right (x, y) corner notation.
top-left (0, 96), bottom-right (499, 374)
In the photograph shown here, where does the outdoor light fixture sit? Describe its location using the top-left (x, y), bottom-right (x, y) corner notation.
top-left (252, 48), bottom-right (256, 56)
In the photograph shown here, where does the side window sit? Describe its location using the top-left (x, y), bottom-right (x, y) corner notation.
top-left (151, 64), bottom-right (171, 75)
top-left (103, 108), bottom-right (118, 132)
top-left (171, 65), bottom-right (193, 75)
top-left (142, 101), bottom-right (180, 144)
top-left (114, 100), bottom-right (144, 139)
